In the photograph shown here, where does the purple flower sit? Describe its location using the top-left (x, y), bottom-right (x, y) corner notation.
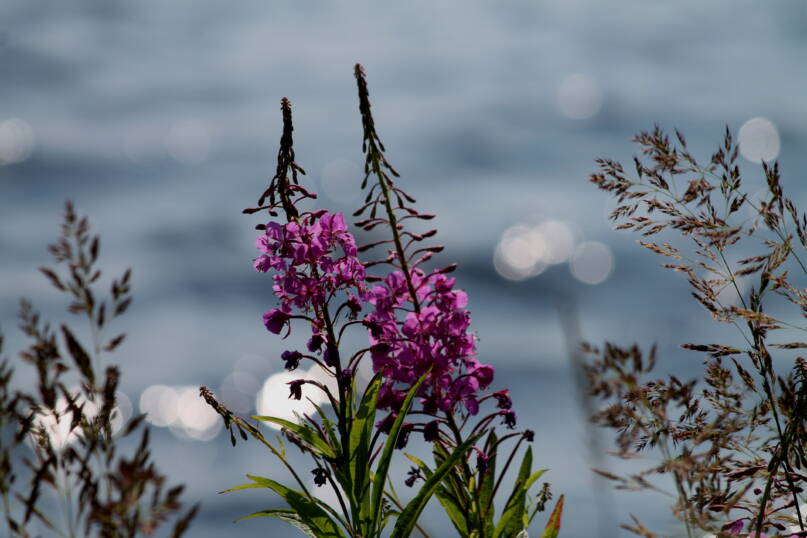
top-left (281, 350), bottom-right (302, 371)
top-left (254, 255), bottom-right (273, 272)
top-left (491, 389), bottom-right (512, 410)
top-left (307, 333), bottom-right (324, 352)
top-left (263, 308), bottom-right (290, 334)
top-left (255, 210), bottom-right (368, 337)
top-left (288, 379), bottom-right (305, 400)
top-left (475, 448), bottom-right (490, 474)
top-left (337, 367), bottom-right (353, 386)
top-left (255, 205), bottom-right (514, 434)
top-left (721, 519), bottom-right (746, 535)
top-left (323, 344), bottom-right (340, 368)
top-left (363, 267), bottom-right (503, 423)
top-left (467, 360), bottom-right (494, 389)
top-left (346, 295), bottom-right (362, 318)
top-left (423, 420), bottom-right (441, 442)
top-left (377, 382), bottom-right (405, 412)
top-left (396, 423), bottom-right (414, 449)
top-left (501, 410), bottom-right (517, 429)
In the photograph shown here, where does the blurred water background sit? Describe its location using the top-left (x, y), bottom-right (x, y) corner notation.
top-left (3, 1), bottom-right (807, 536)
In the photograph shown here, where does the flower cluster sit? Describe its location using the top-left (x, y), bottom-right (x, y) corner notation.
top-left (255, 210), bottom-right (368, 347)
top-left (199, 85), bottom-right (563, 538)
top-left (365, 268), bottom-right (502, 422)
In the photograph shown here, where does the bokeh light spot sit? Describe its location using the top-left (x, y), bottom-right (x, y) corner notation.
top-left (494, 220), bottom-right (576, 281)
top-left (174, 386), bottom-right (221, 441)
top-left (111, 391), bottom-right (132, 433)
top-left (305, 364), bottom-right (339, 401)
top-left (32, 391), bottom-right (129, 450)
top-left (139, 384), bottom-right (179, 427)
top-left (557, 74), bottom-right (602, 120)
top-left (536, 220), bottom-right (575, 264)
top-left (738, 117), bottom-right (780, 163)
top-left (140, 385), bottom-right (220, 440)
top-left (256, 371), bottom-right (318, 429)
top-left (569, 241), bottom-right (614, 285)
top-left (0, 118), bottom-right (35, 164)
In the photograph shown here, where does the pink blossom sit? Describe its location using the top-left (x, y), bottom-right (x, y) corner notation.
top-left (255, 210), bottom-right (367, 328)
top-left (263, 308), bottom-right (290, 334)
top-left (364, 268), bottom-right (496, 420)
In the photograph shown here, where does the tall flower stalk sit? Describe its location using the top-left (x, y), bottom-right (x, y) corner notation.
top-left (353, 64), bottom-right (561, 538)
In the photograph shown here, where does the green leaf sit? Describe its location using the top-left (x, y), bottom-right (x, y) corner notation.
top-left (235, 508), bottom-right (315, 535)
top-left (369, 372), bottom-right (430, 534)
top-left (350, 374), bottom-right (381, 522)
top-left (405, 454), bottom-right (469, 534)
top-left (479, 430), bottom-right (498, 536)
top-left (539, 495), bottom-right (564, 538)
top-left (390, 433), bottom-right (482, 538)
top-left (234, 508), bottom-right (333, 538)
top-left (495, 446), bottom-right (533, 538)
top-left (311, 400), bottom-right (340, 451)
top-left (522, 470), bottom-right (547, 502)
top-left (404, 453), bottom-right (433, 477)
top-left (433, 486), bottom-right (470, 536)
top-left (224, 475), bottom-right (345, 538)
top-left (432, 441), bottom-right (472, 513)
top-left (252, 415), bottom-right (337, 459)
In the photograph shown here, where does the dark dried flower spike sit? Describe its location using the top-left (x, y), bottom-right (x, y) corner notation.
top-left (353, 64), bottom-right (440, 312)
top-left (253, 98), bottom-right (307, 220)
top-left (354, 64), bottom-right (389, 177)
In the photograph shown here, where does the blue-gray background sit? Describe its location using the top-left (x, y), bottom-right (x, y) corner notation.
top-left (2, 1), bottom-right (807, 536)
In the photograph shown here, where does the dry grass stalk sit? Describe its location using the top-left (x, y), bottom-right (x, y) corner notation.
top-left (588, 127), bottom-right (807, 537)
top-left (0, 201), bottom-right (197, 537)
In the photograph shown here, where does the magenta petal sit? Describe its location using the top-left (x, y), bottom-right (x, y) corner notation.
top-left (263, 308), bottom-right (289, 334)
top-left (254, 255), bottom-right (273, 272)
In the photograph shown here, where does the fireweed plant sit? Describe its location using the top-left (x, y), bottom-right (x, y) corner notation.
top-left (0, 202), bottom-right (197, 537)
top-left (588, 128), bottom-right (807, 537)
top-left (199, 65), bottom-right (564, 537)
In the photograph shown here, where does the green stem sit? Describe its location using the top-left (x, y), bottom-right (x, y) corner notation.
top-left (487, 436), bottom-right (525, 517)
top-left (319, 459), bottom-right (353, 535)
top-left (368, 149), bottom-right (421, 315)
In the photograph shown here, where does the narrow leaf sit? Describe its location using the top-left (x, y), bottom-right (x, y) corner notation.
top-left (495, 446), bottom-right (533, 538)
top-left (370, 372), bottom-right (430, 533)
top-left (405, 453), bottom-right (470, 534)
top-left (349, 374), bottom-right (381, 521)
top-left (479, 430), bottom-right (498, 534)
top-left (252, 415), bottom-right (336, 459)
top-left (235, 508), bottom-right (318, 537)
top-left (224, 475), bottom-right (345, 538)
top-left (390, 433), bottom-right (482, 538)
top-left (539, 495), bottom-right (564, 538)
